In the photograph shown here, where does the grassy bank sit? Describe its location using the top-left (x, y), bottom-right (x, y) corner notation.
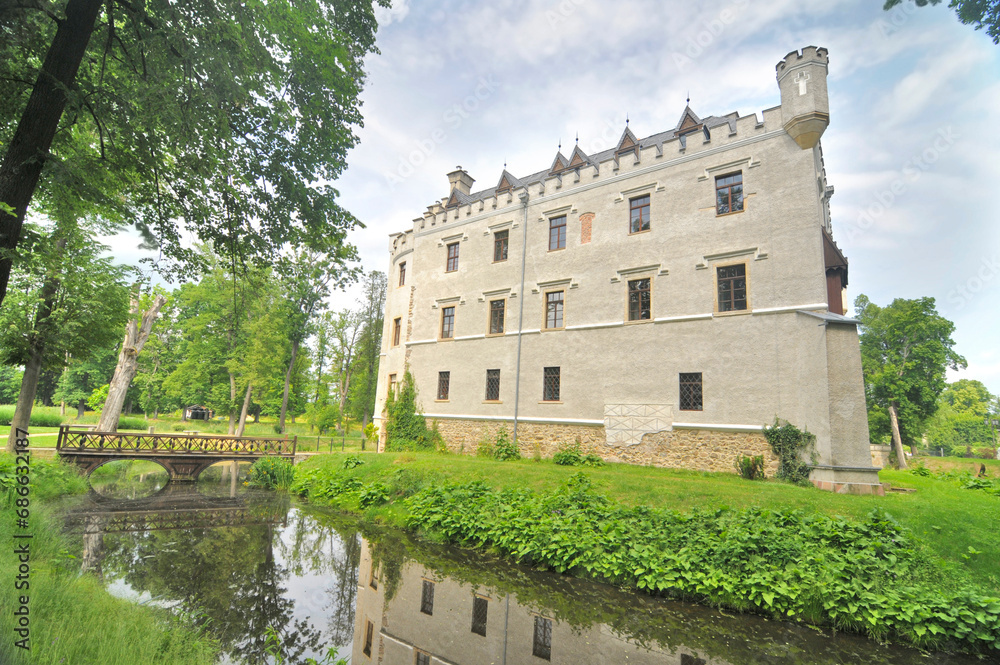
top-left (0, 454), bottom-right (220, 665)
top-left (286, 452), bottom-right (1000, 654)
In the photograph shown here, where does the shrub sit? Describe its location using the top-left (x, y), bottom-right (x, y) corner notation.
top-left (0, 408), bottom-right (65, 427)
top-left (247, 456), bottom-right (295, 490)
top-left (735, 454), bottom-right (766, 480)
top-left (342, 454), bottom-right (364, 470)
top-left (384, 370), bottom-right (439, 451)
top-left (359, 482), bottom-right (390, 508)
top-left (553, 447), bottom-right (582, 466)
top-left (763, 419), bottom-right (815, 484)
top-left (492, 425), bottom-right (520, 461)
top-left (117, 416), bottom-right (149, 431)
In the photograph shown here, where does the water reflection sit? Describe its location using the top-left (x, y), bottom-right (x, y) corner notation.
top-left (60, 489), bottom-right (984, 665)
top-left (87, 459), bottom-right (171, 499)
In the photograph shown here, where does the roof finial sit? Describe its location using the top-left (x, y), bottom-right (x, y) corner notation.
top-left (687, 91), bottom-right (691, 105)
top-left (626, 113), bottom-right (629, 126)
top-left (575, 131), bottom-right (578, 145)
top-left (558, 138), bottom-right (562, 152)
top-left (503, 158), bottom-right (507, 170)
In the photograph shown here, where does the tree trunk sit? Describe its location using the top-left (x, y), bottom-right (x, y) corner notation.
top-left (96, 294), bottom-right (166, 432)
top-left (5, 350), bottom-right (43, 453)
top-left (60, 401), bottom-right (66, 416)
top-left (77, 399), bottom-right (85, 419)
top-left (236, 383), bottom-right (252, 437)
top-left (253, 407), bottom-right (259, 424)
top-left (5, 246), bottom-right (64, 451)
top-left (888, 401), bottom-right (908, 470)
top-left (228, 372), bottom-right (237, 435)
top-left (0, 0), bottom-right (104, 307)
top-left (278, 339), bottom-right (299, 434)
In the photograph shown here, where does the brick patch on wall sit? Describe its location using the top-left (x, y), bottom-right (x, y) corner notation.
top-left (579, 213), bottom-right (594, 244)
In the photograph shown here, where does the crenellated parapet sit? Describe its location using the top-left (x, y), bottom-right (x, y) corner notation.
top-left (776, 46), bottom-right (830, 149)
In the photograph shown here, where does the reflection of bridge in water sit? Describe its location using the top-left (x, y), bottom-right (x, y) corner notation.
top-left (64, 483), bottom-right (289, 577)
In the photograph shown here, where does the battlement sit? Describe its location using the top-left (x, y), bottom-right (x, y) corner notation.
top-left (776, 46), bottom-right (829, 76)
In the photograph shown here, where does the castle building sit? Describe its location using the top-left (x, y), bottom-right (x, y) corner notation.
top-left (374, 47), bottom-right (881, 493)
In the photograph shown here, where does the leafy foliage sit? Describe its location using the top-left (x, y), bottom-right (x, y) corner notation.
top-left (491, 425), bottom-right (520, 461)
top-left (735, 454), bottom-right (766, 480)
top-left (855, 295), bottom-right (965, 462)
top-left (762, 420), bottom-right (815, 484)
top-left (883, 0), bottom-right (1000, 44)
top-left (383, 371), bottom-right (438, 451)
top-left (341, 455), bottom-right (365, 470)
top-left (247, 457), bottom-right (295, 491)
top-left (400, 478), bottom-right (1000, 654)
top-left (553, 440), bottom-right (605, 467)
top-left (0, 406), bottom-right (64, 427)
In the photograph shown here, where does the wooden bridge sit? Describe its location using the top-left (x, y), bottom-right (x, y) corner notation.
top-left (56, 426), bottom-right (297, 482)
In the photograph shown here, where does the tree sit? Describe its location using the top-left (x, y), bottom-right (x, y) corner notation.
top-left (96, 290), bottom-right (168, 431)
top-left (347, 271), bottom-right (386, 428)
top-left (855, 295), bottom-right (966, 468)
top-left (941, 379), bottom-right (994, 416)
top-left (0, 0), bottom-right (387, 306)
top-left (328, 310), bottom-right (362, 430)
top-left (0, 366), bottom-right (23, 404)
top-left (52, 344), bottom-right (119, 419)
top-left (883, 0), bottom-right (1000, 44)
top-left (274, 248), bottom-right (359, 434)
top-left (1, 223), bottom-right (130, 450)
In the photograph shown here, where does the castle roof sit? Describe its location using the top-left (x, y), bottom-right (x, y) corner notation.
top-left (446, 108), bottom-right (737, 207)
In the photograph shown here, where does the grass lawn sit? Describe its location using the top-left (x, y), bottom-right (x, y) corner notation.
top-left (297, 451), bottom-right (1000, 590)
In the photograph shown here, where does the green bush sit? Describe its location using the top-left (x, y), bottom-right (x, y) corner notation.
top-left (492, 425), bottom-right (520, 461)
top-left (581, 454), bottom-right (604, 467)
top-left (342, 454), bottom-right (364, 470)
top-left (763, 419), bottom-right (816, 484)
top-left (247, 456), bottom-right (295, 490)
top-left (404, 479), bottom-right (1000, 654)
top-left (734, 454), bottom-right (766, 480)
top-left (553, 440), bottom-right (602, 467)
top-left (117, 416), bottom-right (150, 430)
top-left (384, 371), bottom-right (440, 451)
top-left (0, 407), bottom-right (65, 427)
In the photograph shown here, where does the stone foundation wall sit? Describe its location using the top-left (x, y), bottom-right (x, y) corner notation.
top-left (432, 418), bottom-right (776, 475)
top-left (870, 444), bottom-right (891, 469)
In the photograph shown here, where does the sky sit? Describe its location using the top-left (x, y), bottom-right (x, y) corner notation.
top-left (105, 0), bottom-right (1000, 393)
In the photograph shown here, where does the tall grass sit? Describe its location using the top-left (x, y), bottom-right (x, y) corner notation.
top-left (0, 504), bottom-right (219, 665)
top-left (247, 456), bottom-right (295, 490)
top-left (0, 406), bottom-right (65, 427)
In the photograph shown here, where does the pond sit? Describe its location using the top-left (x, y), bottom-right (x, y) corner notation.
top-left (59, 476), bottom-right (984, 665)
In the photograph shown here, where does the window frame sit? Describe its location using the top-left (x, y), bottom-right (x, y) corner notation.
top-left (392, 317), bottom-right (402, 347)
top-left (679, 372), bottom-right (703, 412)
top-left (544, 290), bottom-right (564, 330)
top-left (629, 195), bottom-right (651, 234)
top-left (415, 652), bottom-right (430, 665)
top-left (440, 306), bottom-right (455, 339)
top-left (493, 229), bottom-right (509, 262)
top-left (532, 615), bottom-right (553, 660)
top-left (436, 372), bottom-right (450, 402)
top-left (446, 242), bottom-right (460, 272)
top-left (484, 369), bottom-right (501, 402)
top-left (387, 373), bottom-right (397, 399)
top-left (488, 298), bottom-right (506, 336)
top-left (363, 620), bottom-right (374, 657)
top-left (548, 215), bottom-right (567, 251)
top-left (398, 261), bottom-right (406, 287)
top-left (471, 596), bottom-right (489, 636)
top-left (542, 366), bottom-right (561, 403)
top-left (714, 261), bottom-right (749, 314)
top-left (420, 579), bottom-right (435, 615)
top-left (626, 277), bottom-right (652, 322)
top-left (715, 172), bottom-right (744, 216)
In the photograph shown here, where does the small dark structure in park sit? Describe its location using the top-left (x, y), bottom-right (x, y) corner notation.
top-left (184, 405), bottom-right (215, 420)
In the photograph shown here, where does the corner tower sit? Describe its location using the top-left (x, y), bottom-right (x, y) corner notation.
top-left (776, 46), bottom-right (830, 149)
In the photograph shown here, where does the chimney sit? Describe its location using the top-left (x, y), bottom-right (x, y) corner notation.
top-left (446, 166), bottom-right (475, 195)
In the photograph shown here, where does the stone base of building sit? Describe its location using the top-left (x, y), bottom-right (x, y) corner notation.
top-left (431, 418), bottom-right (777, 475)
top-left (809, 465), bottom-right (884, 495)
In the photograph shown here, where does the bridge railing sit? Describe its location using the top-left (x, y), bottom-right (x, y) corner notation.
top-left (56, 426), bottom-right (297, 456)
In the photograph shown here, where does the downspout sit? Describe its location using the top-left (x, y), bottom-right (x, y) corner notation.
top-left (512, 191), bottom-right (529, 446)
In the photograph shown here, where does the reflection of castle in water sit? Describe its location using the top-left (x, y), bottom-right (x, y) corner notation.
top-left (351, 540), bottom-right (706, 665)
